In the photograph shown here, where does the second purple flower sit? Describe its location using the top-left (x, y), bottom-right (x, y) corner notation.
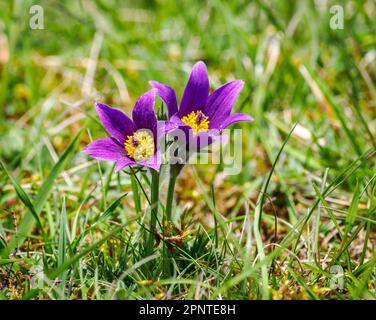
top-left (83, 89), bottom-right (176, 172)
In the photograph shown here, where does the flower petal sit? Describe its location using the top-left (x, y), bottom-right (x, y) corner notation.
top-left (220, 113), bottom-right (254, 130)
top-left (170, 113), bottom-right (192, 140)
top-left (138, 149), bottom-right (161, 171)
top-left (170, 114), bottom-right (190, 129)
top-left (82, 137), bottom-right (126, 161)
top-left (96, 102), bottom-right (136, 143)
top-left (156, 120), bottom-right (178, 144)
top-left (203, 80), bottom-right (244, 129)
top-left (132, 89), bottom-right (158, 135)
top-left (149, 81), bottom-right (178, 117)
top-left (158, 120), bottom-right (179, 134)
top-left (114, 157), bottom-right (137, 172)
top-left (192, 131), bottom-right (215, 151)
top-left (179, 61), bottom-right (210, 117)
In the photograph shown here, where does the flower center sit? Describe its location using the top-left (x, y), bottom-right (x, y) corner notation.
top-left (181, 110), bottom-right (209, 135)
top-left (124, 130), bottom-right (155, 161)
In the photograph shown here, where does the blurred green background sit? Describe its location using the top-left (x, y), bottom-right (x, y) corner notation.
top-left (0, 0), bottom-right (375, 165)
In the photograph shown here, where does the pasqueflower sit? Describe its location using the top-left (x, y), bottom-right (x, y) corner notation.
top-left (83, 89), bottom-right (175, 172)
top-left (150, 61), bottom-right (253, 147)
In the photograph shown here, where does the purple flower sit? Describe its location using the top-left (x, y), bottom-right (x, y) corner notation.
top-left (83, 89), bottom-right (175, 172)
top-left (150, 61), bottom-right (253, 148)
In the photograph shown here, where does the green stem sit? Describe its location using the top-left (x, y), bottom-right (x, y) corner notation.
top-left (165, 174), bottom-right (177, 222)
top-left (165, 164), bottom-right (184, 222)
top-left (147, 169), bottom-right (160, 252)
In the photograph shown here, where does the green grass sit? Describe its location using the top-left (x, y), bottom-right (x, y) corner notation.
top-left (0, 0), bottom-right (375, 300)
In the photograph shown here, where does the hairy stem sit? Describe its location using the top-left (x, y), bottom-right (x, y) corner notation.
top-left (147, 169), bottom-right (160, 252)
top-left (165, 164), bottom-right (184, 222)
top-left (165, 174), bottom-right (177, 222)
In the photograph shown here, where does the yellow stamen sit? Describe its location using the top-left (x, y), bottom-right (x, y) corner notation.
top-left (124, 130), bottom-right (155, 161)
top-left (181, 110), bottom-right (209, 135)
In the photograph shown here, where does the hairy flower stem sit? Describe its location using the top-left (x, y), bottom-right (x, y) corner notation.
top-left (165, 174), bottom-right (177, 222)
top-left (165, 163), bottom-right (184, 222)
top-left (147, 169), bottom-right (160, 252)
top-left (162, 164), bottom-right (184, 277)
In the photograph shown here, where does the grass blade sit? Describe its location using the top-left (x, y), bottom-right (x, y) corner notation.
top-left (2, 130), bottom-right (82, 256)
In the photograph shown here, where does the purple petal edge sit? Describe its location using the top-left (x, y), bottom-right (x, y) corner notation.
top-left (95, 102), bottom-right (136, 143)
top-left (114, 157), bottom-right (136, 172)
top-left (82, 137), bottom-right (126, 161)
top-left (149, 81), bottom-right (178, 118)
top-left (179, 61), bottom-right (210, 117)
top-left (220, 113), bottom-right (254, 130)
top-left (114, 150), bottom-right (162, 172)
top-left (132, 89), bottom-right (158, 134)
top-left (204, 80), bottom-right (244, 129)
top-left (138, 149), bottom-right (162, 171)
